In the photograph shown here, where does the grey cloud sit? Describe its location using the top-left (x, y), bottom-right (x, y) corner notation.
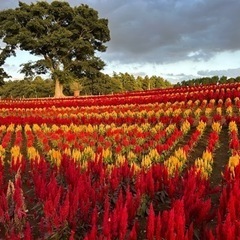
top-left (1, 0), bottom-right (240, 67)
top-left (88, 0), bottom-right (240, 64)
top-left (198, 68), bottom-right (240, 77)
top-left (164, 73), bottom-right (199, 84)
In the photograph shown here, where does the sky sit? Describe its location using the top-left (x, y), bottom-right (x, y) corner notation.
top-left (1, 0), bottom-right (240, 84)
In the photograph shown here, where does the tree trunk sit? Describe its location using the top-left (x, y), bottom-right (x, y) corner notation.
top-left (54, 78), bottom-right (65, 98)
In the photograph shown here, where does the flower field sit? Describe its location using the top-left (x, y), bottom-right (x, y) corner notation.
top-left (0, 83), bottom-right (240, 239)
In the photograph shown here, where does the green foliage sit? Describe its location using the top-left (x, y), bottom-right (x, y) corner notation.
top-left (111, 73), bottom-right (171, 93)
top-left (0, 77), bottom-right (54, 98)
top-left (79, 73), bottom-right (122, 95)
top-left (0, 67), bottom-right (10, 86)
top-left (139, 75), bottom-right (171, 90)
top-left (0, 1), bottom-right (110, 96)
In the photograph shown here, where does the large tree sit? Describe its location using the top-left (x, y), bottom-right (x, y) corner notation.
top-left (0, 1), bottom-right (110, 97)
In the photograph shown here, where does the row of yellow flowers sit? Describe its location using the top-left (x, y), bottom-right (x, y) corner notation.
top-left (228, 121), bottom-right (240, 178)
top-left (164, 120), bottom-right (207, 176)
top-left (25, 119), bottom-right (192, 173)
top-left (1, 98), bottom-right (238, 122)
top-left (7, 118), bottom-right (199, 175)
top-left (194, 122), bottom-right (222, 179)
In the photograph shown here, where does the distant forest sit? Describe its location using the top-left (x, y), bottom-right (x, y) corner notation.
top-left (1, 74), bottom-right (239, 99)
top-left (0, 72), bottom-right (171, 99)
top-left (175, 75), bottom-right (240, 87)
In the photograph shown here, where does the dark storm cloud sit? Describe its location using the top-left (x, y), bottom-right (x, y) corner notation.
top-left (87, 0), bottom-right (240, 64)
top-left (1, 0), bottom-right (240, 65)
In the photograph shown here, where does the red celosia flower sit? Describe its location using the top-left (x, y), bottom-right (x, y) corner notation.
top-left (119, 204), bottom-right (128, 240)
top-left (147, 203), bottom-right (155, 240)
top-left (24, 222), bottom-right (32, 240)
top-left (128, 222), bottom-right (137, 240)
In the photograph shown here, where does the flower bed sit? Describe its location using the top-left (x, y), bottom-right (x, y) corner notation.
top-left (0, 83), bottom-right (240, 239)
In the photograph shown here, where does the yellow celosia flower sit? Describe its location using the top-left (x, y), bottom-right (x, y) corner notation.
top-left (141, 155), bottom-right (152, 169)
top-left (228, 121), bottom-right (238, 133)
top-left (0, 145), bottom-right (5, 156)
top-left (131, 162), bottom-right (141, 174)
top-left (107, 164), bottom-right (115, 173)
top-left (164, 156), bottom-right (182, 176)
top-left (0, 145), bottom-right (5, 164)
top-left (71, 149), bottom-right (82, 162)
top-left (147, 110), bottom-right (155, 117)
top-left (166, 124), bottom-right (176, 135)
top-left (148, 148), bottom-right (161, 163)
top-left (141, 123), bottom-right (151, 131)
top-left (41, 124), bottom-right (51, 133)
top-left (194, 157), bottom-right (212, 179)
top-left (27, 146), bottom-right (40, 163)
top-left (127, 151), bottom-right (138, 163)
top-left (202, 150), bottom-right (213, 164)
top-left (210, 99), bottom-right (215, 104)
top-left (7, 123), bottom-right (15, 132)
top-left (64, 147), bottom-right (72, 157)
top-left (60, 125), bottom-right (70, 132)
top-left (205, 108), bottom-right (212, 117)
top-left (32, 124), bottom-right (41, 132)
top-left (15, 125), bottom-right (21, 132)
top-left (183, 109), bottom-right (192, 118)
top-left (10, 145), bottom-right (23, 165)
top-left (51, 124), bottom-right (59, 131)
top-left (212, 122), bottom-right (222, 134)
top-left (0, 125), bottom-right (6, 132)
top-left (196, 121), bottom-right (207, 133)
top-left (180, 120), bottom-right (191, 135)
top-left (194, 108), bottom-right (202, 118)
top-left (154, 122), bottom-right (164, 131)
top-left (165, 108), bottom-right (173, 116)
top-left (103, 148), bottom-right (113, 164)
top-left (228, 154), bottom-right (239, 169)
top-left (86, 124), bottom-right (94, 133)
top-left (194, 100), bottom-right (200, 106)
top-left (48, 149), bottom-right (62, 167)
top-left (116, 154), bottom-right (126, 166)
top-left (216, 107), bottom-right (222, 115)
top-left (174, 148), bottom-right (187, 163)
top-left (226, 106), bottom-right (233, 116)
top-left (80, 160), bottom-right (88, 171)
top-left (82, 146), bottom-right (95, 161)
top-left (155, 109), bottom-right (164, 118)
top-left (24, 124), bottom-right (32, 132)
top-left (196, 167), bottom-right (209, 179)
top-left (98, 124), bottom-right (106, 135)
top-left (69, 113), bottom-right (78, 119)
top-left (172, 108), bottom-right (182, 117)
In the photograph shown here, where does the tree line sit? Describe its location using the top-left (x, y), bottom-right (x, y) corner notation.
top-left (175, 75), bottom-right (240, 87)
top-left (0, 73), bottom-right (171, 99)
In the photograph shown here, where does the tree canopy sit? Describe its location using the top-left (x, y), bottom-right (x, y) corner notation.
top-left (0, 1), bottom-right (110, 97)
